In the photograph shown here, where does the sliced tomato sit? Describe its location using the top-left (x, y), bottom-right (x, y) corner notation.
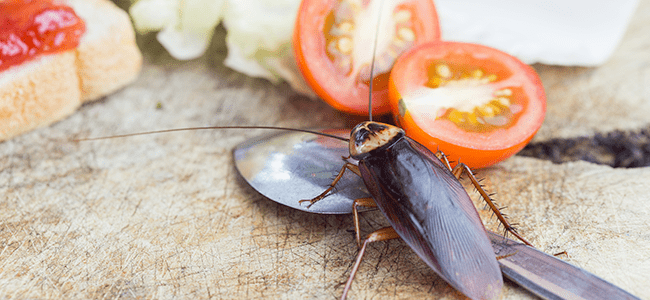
top-left (294, 0), bottom-right (440, 116)
top-left (389, 41), bottom-right (546, 168)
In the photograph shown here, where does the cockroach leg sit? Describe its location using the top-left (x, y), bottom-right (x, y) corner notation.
top-left (496, 251), bottom-right (518, 260)
top-left (434, 150), bottom-right (453, 170)
top-left (341, 227), bottom-right (400, 300)
top-left (436, 150), bottom-right (533, 246)
top-left (554, 251), bottom-right (569, 258)
top-left (353, 197), bottom-right (377, 247)
top-left (341, 156), bottom-right (362, 176)
top-left (299, 163), bottom-right (361, 207)
top-left (451, 162), bottom-right (534, 247)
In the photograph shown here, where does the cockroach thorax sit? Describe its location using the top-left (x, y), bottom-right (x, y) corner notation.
top-left (349, 121), bottom-right (404, 159)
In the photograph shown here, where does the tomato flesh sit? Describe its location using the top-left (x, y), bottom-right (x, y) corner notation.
top-left (389, 41), bottom-right (546, 168)
top-left (294, 0), bottom-right (440, 116)
top-left (1, 0), bottom-right (86, 72)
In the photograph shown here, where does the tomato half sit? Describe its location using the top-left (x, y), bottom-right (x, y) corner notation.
top-left (389, 41), bottom-right (546, 168)
top-left (294, 0), bottom-right (440, 116)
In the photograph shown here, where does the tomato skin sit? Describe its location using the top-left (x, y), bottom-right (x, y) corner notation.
top-left (389, 41), bottom-right (546, 168)
top-left (294, 0), bottom-right (440, 116)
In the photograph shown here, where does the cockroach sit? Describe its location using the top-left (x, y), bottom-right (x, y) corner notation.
top-left (312, 121), bottom-right (531, 300)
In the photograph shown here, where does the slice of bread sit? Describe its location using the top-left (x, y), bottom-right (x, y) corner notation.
top-left (0, 0), bottom-right (142, 141)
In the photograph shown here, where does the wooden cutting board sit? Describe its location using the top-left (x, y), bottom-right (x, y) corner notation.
top-left (1, 1), bottom-right (649, 299)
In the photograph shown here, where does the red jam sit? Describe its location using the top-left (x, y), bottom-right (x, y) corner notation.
top-left (0, 0), bottom-right (86, 72)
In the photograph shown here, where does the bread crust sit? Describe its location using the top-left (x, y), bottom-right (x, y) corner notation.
top-left (0, 53), bottom-right (82, 140)
top-left (68, 0), bottom-right (143, 102)
top-left (0, 0), bottom-right (142, 141)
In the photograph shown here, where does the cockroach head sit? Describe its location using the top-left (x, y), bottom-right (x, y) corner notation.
top-left (349, 121), bottom-right (404, 160)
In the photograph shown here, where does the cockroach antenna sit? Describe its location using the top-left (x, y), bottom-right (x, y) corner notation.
top-left (71, 126), bottom-right (349, 143)
top-left (367, 0), bottom-right (385, 122)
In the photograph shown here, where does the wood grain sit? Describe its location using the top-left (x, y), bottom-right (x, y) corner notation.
top-left (1, 1), bottom-right (650, 299)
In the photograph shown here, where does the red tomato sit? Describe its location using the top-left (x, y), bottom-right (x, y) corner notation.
top-left (389, 41), bottom-right (546, 168)
top-left (294, 0), bottom-right (440, 116)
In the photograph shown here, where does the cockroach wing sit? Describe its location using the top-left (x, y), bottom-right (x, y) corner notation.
top-left (358, 137), bottom-right (502, 300)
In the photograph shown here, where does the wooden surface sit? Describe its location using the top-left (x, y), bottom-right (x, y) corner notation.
top-left (2, 1), bottom-right (650, 299)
